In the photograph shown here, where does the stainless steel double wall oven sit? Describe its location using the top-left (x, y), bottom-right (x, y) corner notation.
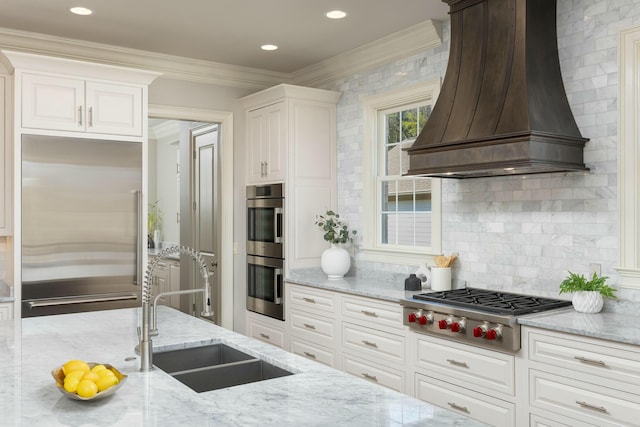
top-left (246, 183), bottom-right (284, 320)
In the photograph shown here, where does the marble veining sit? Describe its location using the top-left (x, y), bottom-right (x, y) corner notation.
top-left (519, 309), bottom-right (640, 346)
top-left (0, 306), bottom-right (487, 426)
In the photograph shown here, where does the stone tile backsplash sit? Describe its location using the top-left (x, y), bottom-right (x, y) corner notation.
top-left (323, 2), bottom-right (640, 312)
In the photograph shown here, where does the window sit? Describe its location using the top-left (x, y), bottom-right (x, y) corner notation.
top-left (361, 80), bottom-right (442, 265)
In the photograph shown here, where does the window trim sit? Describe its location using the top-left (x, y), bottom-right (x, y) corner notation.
top-left (360, 79), bottom-right (442, 266)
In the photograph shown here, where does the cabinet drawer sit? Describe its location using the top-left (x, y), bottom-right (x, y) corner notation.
top-left (290, 310), bottom-right (336, 347)
top-left (530, 369), bottom-right (640, 426)
top-left (290, 337), bottom-right (336, 368)
top-left (415, 373), bottom-right (515, 427)
top-left (529, 413), bottom-right (595, 427)
top-left (414, 333), bottom-right (514, 395)
top-left (527, 329), bottom-right (640, 388)
top-left (342, 322), bottom-right (404, 365)
top-left (247, 319), bottom-right (285, 349)
top-left (341, 295), bottom-right (404, 331)
top-left (342, 353), bottom-right (404, 392)
top-left (288, 284), bottom-right (336, 314)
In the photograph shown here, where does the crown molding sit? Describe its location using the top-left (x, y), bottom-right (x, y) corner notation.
top-left (0, 27), bottom-right (288, 90)
top-left (291, 20), bottom-right (443, 87)
top-left (0, 19), bottom-right (443, 91)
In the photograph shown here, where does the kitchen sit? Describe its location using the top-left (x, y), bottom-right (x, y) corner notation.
top-left (1, 0), bottom-right (640, 426)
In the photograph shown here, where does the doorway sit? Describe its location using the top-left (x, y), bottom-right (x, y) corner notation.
top-left (148, 106), bottom-right (234, 329)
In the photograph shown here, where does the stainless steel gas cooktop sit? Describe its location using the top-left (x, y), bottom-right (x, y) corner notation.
top-left (401, 288), bottom-right (572, 352)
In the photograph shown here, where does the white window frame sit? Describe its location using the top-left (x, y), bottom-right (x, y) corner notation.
top-left (360, 79), bottom-right (442, 266)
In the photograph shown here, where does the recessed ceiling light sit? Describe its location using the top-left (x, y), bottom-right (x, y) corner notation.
top-left (261, 44), bottom-right (278, 51)
top-left (326, 10), bottom-right (347, 19)
top-left (70, 7), bottom-right (93, 15)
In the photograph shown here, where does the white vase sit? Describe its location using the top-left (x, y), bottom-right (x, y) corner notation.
top-left (320, 244), bottom-right (350, 279)
top-left (571, 291), bottom-right (604, 313)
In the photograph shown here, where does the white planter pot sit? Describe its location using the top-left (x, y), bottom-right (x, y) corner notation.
top-left (320, 245), bottom-right (350, 279)
top-left (571, 291), bottom-right (604, 313)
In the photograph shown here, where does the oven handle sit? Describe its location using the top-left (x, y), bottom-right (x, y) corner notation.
top-left (274, 207), bottom-right (283, 244)
top-left (274, 268), bottom-right (282, 304)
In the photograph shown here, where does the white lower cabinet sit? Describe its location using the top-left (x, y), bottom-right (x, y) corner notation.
top-left (290, 336), bottom-right (336, 367)
top-left (342, 352), bottom-right (405, 392)
top-left (522, 326), bottom-right (640, 427)
top-left (0, 302), bottom-right (13, 320)
top-left (415, 373), bottom-right (515, 427)
top-left (246, 310), bottom-right (287, 349)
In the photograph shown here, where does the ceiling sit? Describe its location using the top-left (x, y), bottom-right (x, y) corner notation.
top-left (0, 0), bottom-right (449, 74)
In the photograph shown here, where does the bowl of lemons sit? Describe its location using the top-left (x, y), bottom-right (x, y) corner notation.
top-left (52, 359), bottom-right (127, 401)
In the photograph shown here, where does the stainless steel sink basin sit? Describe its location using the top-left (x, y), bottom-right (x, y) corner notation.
top-left (153, 343), bottom-right (294, 393)
top-left (153, 344), bottom-right (254, 373)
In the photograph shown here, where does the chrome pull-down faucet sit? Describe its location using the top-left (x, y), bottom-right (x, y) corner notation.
top-left (139, 245), bottom-right (214, 372)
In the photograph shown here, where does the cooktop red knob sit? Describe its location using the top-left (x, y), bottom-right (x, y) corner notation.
top-left (450, 322), bottom-right (461, 332)
top-left (438, 319), bottom-right (449, 330)
top-left (418, 315), bottom-right (427, 325)
top-left (486, 329), bottom-right (498, 340)
top-left (473, 326), bottom-right (484, 337)
top-left (408, 313), bottom-right (417, 323)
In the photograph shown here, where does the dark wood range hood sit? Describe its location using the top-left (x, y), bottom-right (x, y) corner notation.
top-left (406, 0), bottom-right (589, 178)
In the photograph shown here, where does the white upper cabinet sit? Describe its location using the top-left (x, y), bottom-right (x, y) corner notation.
top-left (246, 101), bottom-right (286, 183)
top-left (22, 73), bottom-right (143, 136)
top-left (0, 74), bottom-right (11, 235)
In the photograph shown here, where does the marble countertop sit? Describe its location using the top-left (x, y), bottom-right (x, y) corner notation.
top-left (519, 309), bottom-right (640, 346)
top-left (288, 269), bottom-right (640, 348)
top-left (0, 306), bottom-right (486, 426)
top-left (286, 268), bottom-right (426, 302)
top-left (0, 280), bottom-right (13, 302)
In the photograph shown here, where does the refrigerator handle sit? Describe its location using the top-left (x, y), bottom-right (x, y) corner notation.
top-left (133, 190), bottom-right (142, 286)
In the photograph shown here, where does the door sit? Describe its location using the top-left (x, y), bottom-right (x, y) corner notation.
top-left (191, 124), bottom-right (220, 323)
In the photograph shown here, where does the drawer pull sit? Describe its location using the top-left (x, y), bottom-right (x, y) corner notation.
top-left (259, 333), bottom-right (270, 339)
top-left (361, 310), bottom-right (378, 317)
top-left (362, 373), bottom-right (378, 382)
top-left (574, 356), bottom-right (606, 366)
top-left (447, 402), bottom-right (469, 413)
top-left (446, 359), bottom-right (469, 368)
top-left (576, 401), bottom-right (608, 413)
top-left (302, 297), bottom-right (316, 303)
top-left (362, 340), bottom-right (378, 348)
top-left (303, 351), bottom-right (316, 359)
top-left (303, 323), bottom-right (316, 330)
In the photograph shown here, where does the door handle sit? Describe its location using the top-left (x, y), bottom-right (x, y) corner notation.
top-left (274, 207), bottom-right (283, 244)
top-left (273, 268), bottom-right (282, 304)
top-left (26, 293), bottom-right (138, 308)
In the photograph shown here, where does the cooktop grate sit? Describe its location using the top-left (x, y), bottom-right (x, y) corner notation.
top-left (413, 288), bottom-right (572, 316)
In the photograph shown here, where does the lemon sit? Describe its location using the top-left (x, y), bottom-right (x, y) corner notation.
top-left (64, 370), bottom-right (85, 382)
top-left (82, 371), bottom-right (100, 382)
top-left (63, 378), bottom-right (80, 393)
top-left (98, 368), bottom-right (118, 383)
top-left (76, 379), bottom-right (98, 398)
top-left (90, 364), bottom-right (107, 374)
top-left (95, 375), bottom-right (118, 392)
top-left (63, 360), bottom-right (90, 376)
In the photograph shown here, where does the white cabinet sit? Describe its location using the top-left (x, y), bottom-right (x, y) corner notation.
top-left (246, 310), bottom-right (287, 349)
top-left (246, 101), bottom-right (285, 183)
top-left (0, 302), bottom-right (13, 320)
top-left (521, 326), bottom-right (640, 427)
top-left (240, 84), bottom-right (342, 271)
top-left (0, 74), bottom-right (11, 235)
top-left (287, 284), bottom-right (338, 367)
top-left (149, 255), bottom-right (180, 310)
top-left (409, 331), bottom-right (516, 426)
top-left (21, 73), bottom-right (143, 136)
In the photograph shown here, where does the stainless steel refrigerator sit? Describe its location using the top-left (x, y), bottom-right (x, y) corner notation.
top-left (21, 134), bottom-right (142, 317)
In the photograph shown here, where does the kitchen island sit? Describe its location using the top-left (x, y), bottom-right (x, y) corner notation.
top-left (0, 306), bottom-right (486, 426)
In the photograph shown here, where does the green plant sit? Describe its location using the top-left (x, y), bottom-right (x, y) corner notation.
top-left (148, 200), bottom-right (163, 235)
top-left (315, 210), bottom-right (357, 245)
top-left (559, 271), bottom-right (617, 299)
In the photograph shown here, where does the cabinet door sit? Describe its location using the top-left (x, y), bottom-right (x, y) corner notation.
top-left (168, 263), bottom-right (180, 309)
top-left (0, 303), bottom-right (13, 320)
top-left (246, 101), bottom-right (285, 183)
top-left (22, 73), bottom-right (84, 132)
top-left (0, 75), bottom-right (10, 235)
top-left (85, 82), bottom-right (143, 136)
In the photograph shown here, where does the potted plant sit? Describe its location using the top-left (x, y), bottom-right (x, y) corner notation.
top-left (148, 201), bottom-right (163, 248)
top-left (559, 271), bottom-right (617, 313)
top-left (315, 210), bottom-right (357, 279)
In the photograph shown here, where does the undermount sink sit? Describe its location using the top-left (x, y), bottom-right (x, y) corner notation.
top-left (153, 343), bottom-right (294, 393)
